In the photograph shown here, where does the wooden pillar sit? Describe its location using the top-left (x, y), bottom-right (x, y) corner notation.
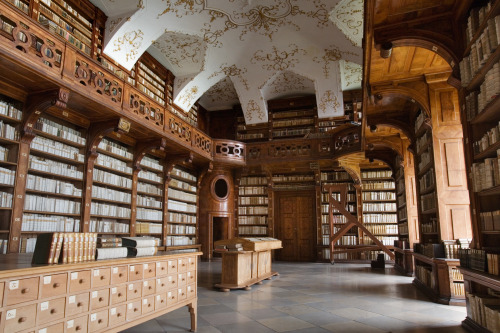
top-left (403, 139), bottom-right (420, 247)
top-left (426, 74), bottom-right (472, 241)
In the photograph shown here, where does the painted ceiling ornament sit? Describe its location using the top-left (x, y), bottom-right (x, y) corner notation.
top-left (113, 29), bottom-right (144, 62)
top-left (268, 71), bottom-right (311, 95)
top-left (297, 0), bottom-right (331, 28)
top-left (158, 0), bottom-right (203, 19)
top-left (178, 86), bottom-right (199, 106)
top-left (208, 63), bottom-right (250, 90)
top-left (251, 44), bottom-right (306, 71)
top-left (202, 0), bottom-right (301, 41)
top-left (313, 46), bottom-right (359, 79)
top-left (152, 31), bottom-right (206, 69)
top-left (341, 60), bottom-right (362, 90)
top-left (246, 99), bottom-right (265, 122)
top-left (329, 0), bottom-right (363, 47)
top-left (204, 77), bottom-right (239, 103)
top-left (318, 90), bottom-right (340, 114)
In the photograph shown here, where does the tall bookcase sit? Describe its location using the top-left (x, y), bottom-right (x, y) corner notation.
top-left (361, 168), bottom-right (398, 261)
top-left (166, 166), bottom-right (198, 249)
top-left (319, 169), bottom-right (357, 262)
top-left (136, 154), bottom-right (164, 237)
top-left (237, 175), bottom-right (269, 237)
top-left (23, 113), bottom-right (86, 252)
top-left (0, 96), bottom-right (22, 253)
top-left (458, 1), bottom-right (500, 330)
top-left (90, 136), bottom-right (133, 236)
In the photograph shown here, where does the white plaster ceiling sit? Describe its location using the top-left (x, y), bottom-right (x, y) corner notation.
top-left (91, 0), bottom-right (363, 124)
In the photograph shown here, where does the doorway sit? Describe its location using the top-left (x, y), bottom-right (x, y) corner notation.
top-left (275, 191), bottom-right (316, 261)
top-left (212, 216), bottom-right (229, 257)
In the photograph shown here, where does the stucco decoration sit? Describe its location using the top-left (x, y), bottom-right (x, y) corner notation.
top-left (340, 60), bottom-right (362, 91)
top-left (329, 0), bottom-right (363, 47)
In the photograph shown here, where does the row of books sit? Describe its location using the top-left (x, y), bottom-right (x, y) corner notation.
top-left (31, 136), bottom-right (84, 162)
top-left (418, 148), bottom-right (432, 170)
top-left (171, 167), bottom-right (196, 182)
top-left (365, 224), bottom-right (398, 235)
top-left (272, 174), bottom-right (314, 182)
top-left (238, 215), bottom-right (267, 225)
top-left (96, 154), bottom-right (132, 174)
top-left (416, 130), bottom-right (432, 154)
top-left (363, 202), bottom-right (396, 212)
top-left (21, 214), bottom-right (80, 232)
top-left (98, 138), bottom-right (133, 160)
top-left (361, 181), bottom-right (395, 190)
top-left (20, 237), bottom-right (36, 253)
top-left (459, 248), bottom-right (488, 272)
top-left (240, 176), bottom-right (267, 185)
top-left (90, 202), bottom-right (130, 218)
top-left (136, 222), bottom-right (162, 234)
top-left (0, 146), bottom-right (10, 162)
top-left (363, 213), bottom-right (397, 223)
top-left (92, 185), bottom-right (131, 203)
top-left (138, 169), bottom-right (162, 183)
top-left (32, 232), bottom-right (98, 264)
top-left (271, 108), bottom-right (314, 119)
top-left (35, 117), bottom-right (86, 146)
top-left (93, 168), bottom-right (133, 189)
top-left (29, 155), bottom-right (83, 179)
top-left (322, 182), bottom-right (356, 191)
top-left (421, 218), bottom-right (439, 233)
top-left (464, 1), bottom-right (493, 45)
top-left (419, 169), bottom-right (435, 192)
top-left (466, 291), bottom-right (500, 332)
top-left (362, 191), bottom-right (395, 201)
top-left (141, 156), bottom-right (163, 171)
top-left (236, 133), bottom-right (265, 140)
top-left (362, 236), bottom-right (398, 246)
top-left (138, 63), bottom-right (166, 90)
top-left (138, 182), bottom-right (163, 196)
top-left (320, 172), bottom-right (351, 181)
top-left (272, 128), bottom-right (312, 137)
top-left (415, 264), bottom-right (435, 289)
top-left (169, 178), bottom-right (196, 193)
top-left (0, 120), bottom-right (18, 141)
top-left (167, 199), bottom-right (196, 213)
top-left (0, 190), bottom-right (12, 208)
top-left (137, 195), bottom-right (162, 208)
top-left (480, 210), bottom-right (500, 231)
top-left (238, 226), bottom-right (267, 235)
top-left (398, 208), bottom-right (407, 220)
top-left (398, 222), bottom-right (408, 235)
top-left (487, 253), bottom-right (500, 276)
top-left (27, 174), bottom-right (82, 197)
top-left (394, 240), bottom-right (410, 250)
top-left (272, 118), bottom-right (314, 128)
top-left (321, 193), bottom-right (356, 203)
top-left (0, 166), bottom-right (15, 185)
top-left (168, 188), bottom-right (196, 203)
top-left (415, 111), bottom-right (428, 132)
top-left (473, 121), bottom-right (500, 155)
top-left (334, 235), bottom-right (357, 246)
top-left (397, 194), bottom-right (405, 207)
top-left (0, 100), bottom-right (22, 120)
top-left (238, 206), bottom-right (268, 215)
top-left (0, 239), bottom-right (7, 254)
top-left (166, 235), bottom-right (196, 246)
top-left (471, 154), bottom-right (500, 192)
top-left (451, 267), bottom-right (464, 281)
top-left (24, 194), bottom-right (81, 214)
top-left (44, 17), bottom-right (91, 55)
top-left (136, 207), bottom-right (162, 221)
top-left (167, 223), bottom-right (195, 235)
top-left (89, 219), bottom-right (129, 233)
top-left (167, 211), bottom-right (196, 224)
top-left (361, 170), bottom-right (392, 179)
top-left (239, 196), bottom-right (268, 205)
top-left (396, 178), bottom-right (405, 194)
top-left (321, 204), bottom-right (356, 214)
top-left (420, 192), bottom-right (436, 211)
top-left (321, 214), bottom-right (348, 224)
top-left (96, 236), bottom-right (159, 260)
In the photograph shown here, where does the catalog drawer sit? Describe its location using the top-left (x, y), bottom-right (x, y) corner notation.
top-left (4, 303), bottom-right (37, 332)
top-left (110, 284), bottom-right (127, 305)
top-left (92, 268), bottom-right (111, 288)
top-left (66, 292), bottom-right (89, 316)
top-left (66, 315), bottom-right (87, 333)
top-left (41, 273), bottom-right (67, 298)
top-left (108, 304), bottom-right (126, 326)
top-left (90, 288), bottom-right (109, 310)
top-left (69, 270), bottom-right (91, 293)
top-left (111, 266), bottom-right (128, 284)
top-left (89, 308), bottom-right (108, 332)
top-left (37, 297), bottom-right (66, 325)
top-left (5, 277), bottom-right (39, 306)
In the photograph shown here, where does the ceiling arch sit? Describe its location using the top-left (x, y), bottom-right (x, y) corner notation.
top-left (90, 0), bottom-right (364, 124)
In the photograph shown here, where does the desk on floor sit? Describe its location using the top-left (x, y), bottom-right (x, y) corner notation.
top-left (214, 238), bottom-right (282, 291)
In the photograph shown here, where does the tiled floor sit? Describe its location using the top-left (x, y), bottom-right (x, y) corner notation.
top-left (122, 261), bottom-right (468, 333)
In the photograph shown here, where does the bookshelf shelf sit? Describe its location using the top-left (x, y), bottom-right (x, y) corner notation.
top-left (91, 197), bottom-right (131, 205)
top-left (473, 139), bottom-right (500, 161)
top-left (92, 181), bottom-right (132, 192)
top-left (29, 148), bottom-right (84, 165)
top-left (27, 168), bottom-right (83, 182)
top-left (237, 175), bottom-right (269, 237)
top-left (33, 129), bottom-right (86, 149)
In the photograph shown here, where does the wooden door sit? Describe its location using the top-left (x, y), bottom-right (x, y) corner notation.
top-left (276, 192), bottom-right (316, 261)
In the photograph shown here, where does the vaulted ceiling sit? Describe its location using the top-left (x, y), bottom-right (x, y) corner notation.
top-left (90, 0), bottom-right (363, 124)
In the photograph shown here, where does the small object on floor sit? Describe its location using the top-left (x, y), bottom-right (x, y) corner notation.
top-left (371, 253), bottom-right (385, 269)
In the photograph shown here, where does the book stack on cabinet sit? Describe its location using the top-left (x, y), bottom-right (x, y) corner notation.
top-left (237, 175), bottom-right (269, 237)
top-left (136, 154), bottom-right (164, 237)
top-left (458, 0), bottom-right (500, 330)
top-left (0, 96), bottom-right (22, 253)
top-left (361, 168), bottom-right (398, 261)
top-left (90, 136), bottom-right (133, 236)
top-left (319, 170), bottom-right (357, 262)
top-left (166, 166), bottom-right (198, 250)
top-left (23, 112), bottom-right (87, 252)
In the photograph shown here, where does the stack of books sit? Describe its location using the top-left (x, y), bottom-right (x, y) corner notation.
top-left (214, 244), bottom-right (228, 253)
top-left (122, 237), bottom-right (159, 257)
top-left (95, 237), bottom-right (127, 260)
top-left (227, 243), bottom-right (243, 252)
top-left (32, 232), bottom-right (97, 264)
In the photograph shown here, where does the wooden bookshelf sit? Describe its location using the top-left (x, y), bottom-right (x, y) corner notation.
top-left (166, 166), bottom-right (198, 250)
top-left (237, 175), bottom-right (269, 237)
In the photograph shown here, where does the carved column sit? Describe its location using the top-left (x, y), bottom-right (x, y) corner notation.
top-left (426, 74), bottom-right (472, 241)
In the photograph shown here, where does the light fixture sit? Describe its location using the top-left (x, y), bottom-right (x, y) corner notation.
top-left (380, 42), bottom-right (393, 58)
top-left (370, 125), bottom-right (378, 133)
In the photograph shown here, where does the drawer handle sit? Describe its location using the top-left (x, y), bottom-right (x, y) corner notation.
top-left (148, 286), bottom-right (152, 290)
top-left (171, 281), bottom-right (175, 284)
top-left (148, 303), bottom-right (151, 307)
top-left (50, 309), bottom-right (57, 314)
top-left (98, 319), bottom-right (103, 324)
top-left (100, 276), bottom-right (105, 280)
top-left (161, 299), bottom-right (164, 303)
top-left (77, 302), bottom-right (83, 307)
top-left (117, 313), bottom-right (122, 317)
top-left (76, 325), bottom-right (82, 331)
top-left (161, 267), bottom-right (165, 271)
top-left (79, 279), bottom-right (85, 284)
top-left (182, 293), bottom-right (185, 296)
top-left (134, 308), bottom-right (138, 312)
top-left (53, 283), bottom-right (60, 288)
top-left (118, 293), bottom-right (123, 297)
top-left (99, 297), bottom-right (104, 302)
top-left (161, 283), bottom-right (165, 287)
top-left (134, 290), bottom-right (138, 294)
top-left (118, 273), bottom-right (123, 278)
top-left (135, 271), bottom-right (139, 275)
top-left (21, 288), bottom-right (29, 294)
top-left (18, 317), bottom-right (27, 323)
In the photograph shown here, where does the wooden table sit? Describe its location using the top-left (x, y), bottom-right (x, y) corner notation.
top-left (214, 238), bottom-right (281, 291)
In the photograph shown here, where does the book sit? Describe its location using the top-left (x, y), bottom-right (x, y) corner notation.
top-left (32, 233), bottom-right (58, 264)
top-left (122, 236), bottom-right (158, 248)
top-left (53, 233), bottom-right (64, 264)
top-left (96, 247), bottom-right (128, 260)
top-left (127, 246), bottom-right (157, 257)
